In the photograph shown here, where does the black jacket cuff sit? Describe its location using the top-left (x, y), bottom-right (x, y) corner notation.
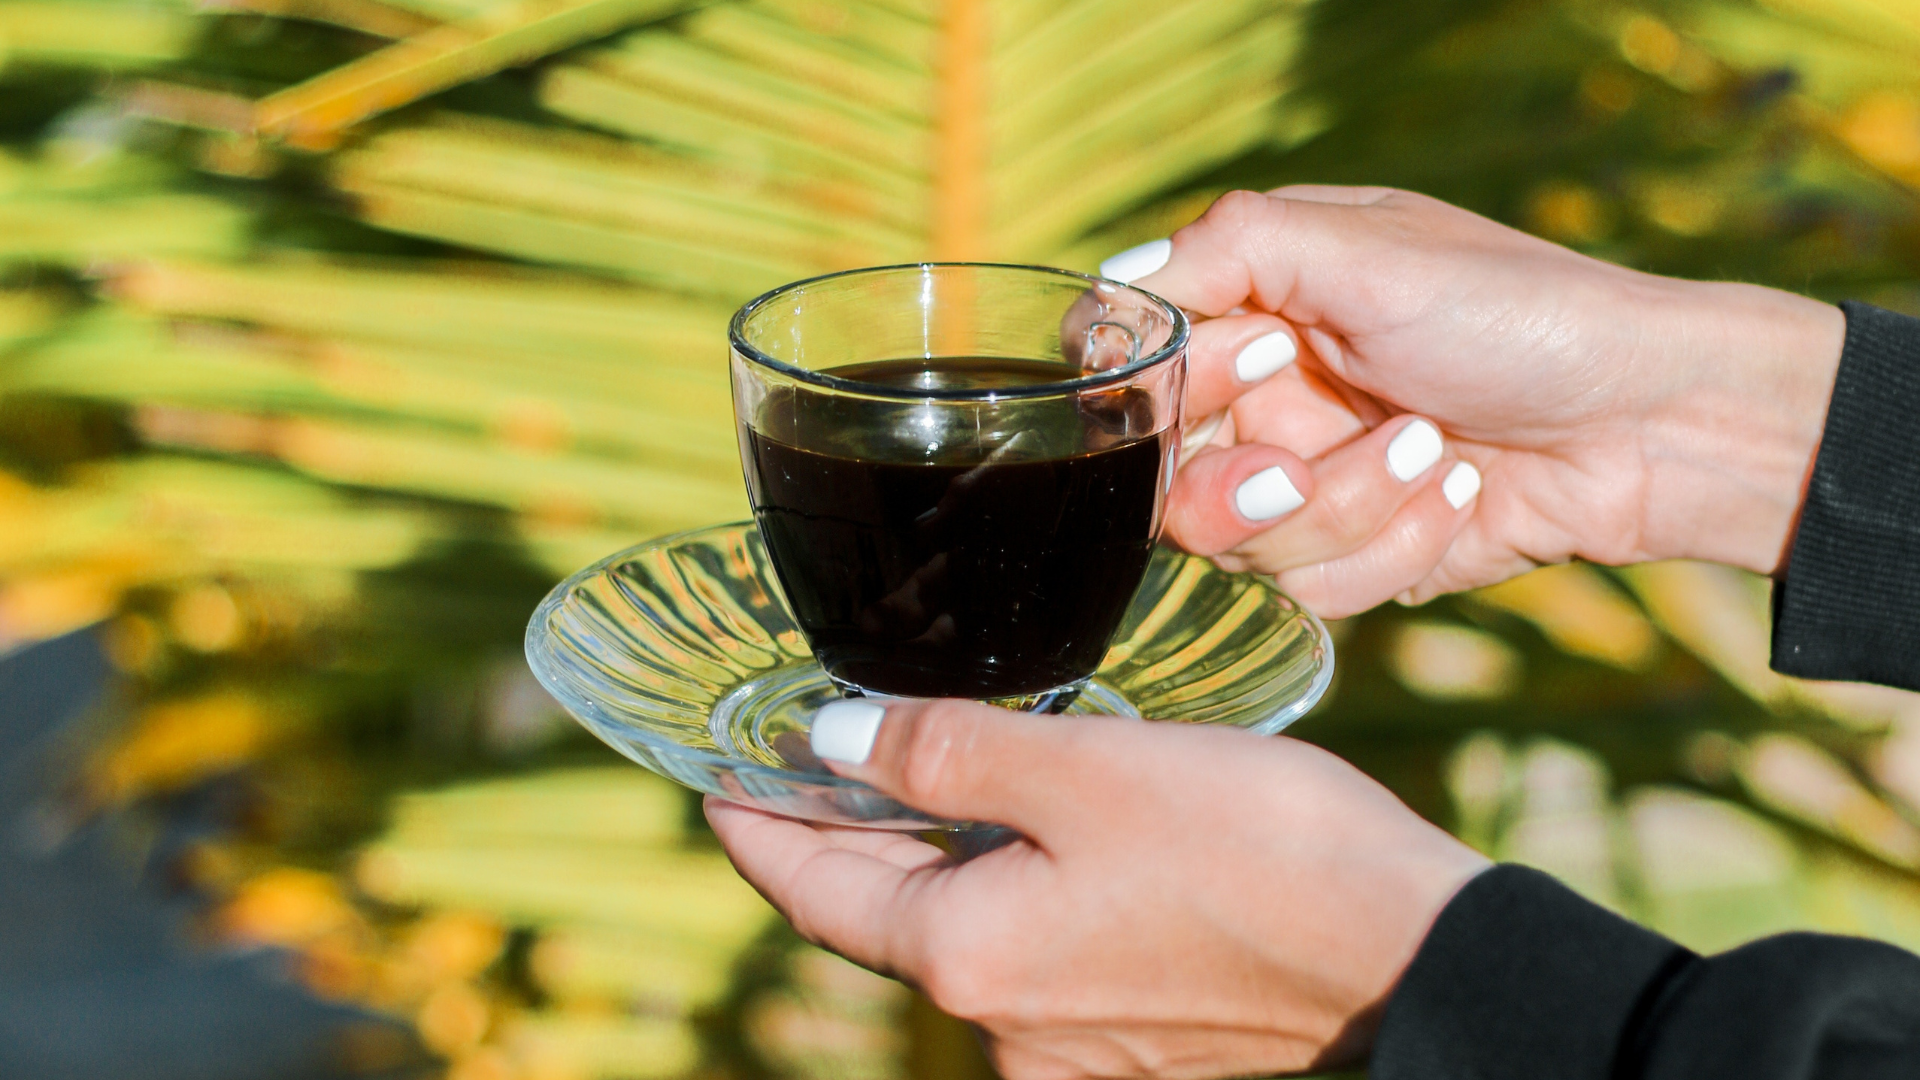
top-left (1629, 932), bottom-right (1920, 1079)
top-left (1771, 301), bottom-right (1920, 691)
top-left (1371, 864), bottom-right (1691, 1080)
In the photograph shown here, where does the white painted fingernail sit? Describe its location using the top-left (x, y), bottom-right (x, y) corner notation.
top-left (810, 699), bottom-right (887, 765)
top-left (1443, 461), bottom-right (1481, 509)
top-left (1099, 238), bottom-right (1171, 284)
top-left (1234, 332), bottom-right (1296, 383)
top-left (1386, 419), bottom-right (1443, 482)
top-left (1234, 466), bottom-right (1305, 522)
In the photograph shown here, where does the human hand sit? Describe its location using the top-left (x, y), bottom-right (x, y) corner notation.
top-left (1106, 187), bottom-right (1846, 616)
top-left (705, 699), bottom-right (1489, 1079)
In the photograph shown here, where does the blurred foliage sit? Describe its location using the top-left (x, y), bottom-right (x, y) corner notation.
top-left (1, 0), bottom-right (1919, 1078)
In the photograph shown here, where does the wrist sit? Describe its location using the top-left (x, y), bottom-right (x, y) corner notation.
top-left (1310, 834), bottom-right (1492, 1069)
top-left (1633, 279), bottom-right (1845, 575)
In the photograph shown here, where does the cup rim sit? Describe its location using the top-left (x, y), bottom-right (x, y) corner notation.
top-left (728, 262), bottom-right (1190, 401)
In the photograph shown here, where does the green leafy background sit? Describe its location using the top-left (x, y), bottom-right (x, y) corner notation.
top-left (2, 1), bottom-right (1919, 1077)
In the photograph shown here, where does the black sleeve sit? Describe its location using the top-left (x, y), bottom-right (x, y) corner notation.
top-left (1771, 301), bottom-right (1920, 691)
top-left (1371, 864), bottom-right (1920, 1080)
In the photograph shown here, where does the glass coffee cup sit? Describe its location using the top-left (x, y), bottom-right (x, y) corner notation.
top-left (730, 263), bottom-right (1187, 713)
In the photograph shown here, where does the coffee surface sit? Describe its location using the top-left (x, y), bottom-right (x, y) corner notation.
top-left (743, 357), bottom-right (1172, 698)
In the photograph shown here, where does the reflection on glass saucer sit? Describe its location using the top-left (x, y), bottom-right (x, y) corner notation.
top-left (525, 522), bottom-right (1334, 831)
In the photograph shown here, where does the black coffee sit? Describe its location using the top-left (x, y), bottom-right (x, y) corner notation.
top-left (743, 357), bottom-right (1173, 699)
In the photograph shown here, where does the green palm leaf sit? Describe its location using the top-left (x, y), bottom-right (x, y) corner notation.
top-left (3, 2), bottom-right (1920, 1076)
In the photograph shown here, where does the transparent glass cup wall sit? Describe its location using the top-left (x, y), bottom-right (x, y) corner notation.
top-left (730, 263), bottom-right (1189, 711)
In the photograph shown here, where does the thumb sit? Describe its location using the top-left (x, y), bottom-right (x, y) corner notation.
top-left (809, 697), bottom-right (1107, 836)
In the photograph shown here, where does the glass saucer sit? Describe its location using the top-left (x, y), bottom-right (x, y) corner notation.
top-left (525, 522), bottom-right (1334, 831)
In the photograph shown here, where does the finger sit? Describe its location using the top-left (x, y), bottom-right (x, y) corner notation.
top-left (1178, 358), bottom-right (1384, 467)
top-left (1164, 442), bottom-right (1315, 556)
top-left (1229, 416), bottom-right (1454, 571)
top-left (1395, 477), bottom-right (1540, 603)
top-left (704, 798), bottom-right (947, 874)
top-left (1263, 183), bottom-right (1398, 206)
top-left (703, 797), bottom-right (930, 973)
top-left (1221, 360), bottom-right (1372, 460)
top-left (816, 820), bottom-right (953, 873)
top-left (1094, 185), bottom-right (1393, 291)
top-left (804, 697), bottom-right (1124, 837)
top-left (1113, 187), bottom-right (1397, 315)
top-left (1183, 313), bottom-right (1302, 422)
top-left (1276, 461), bottom-right (1483, 618)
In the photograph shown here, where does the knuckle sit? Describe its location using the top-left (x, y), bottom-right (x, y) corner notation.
top-left (991, 1048), bottom-right (1076, 1080)
top-left (1383, 186), bottom-right (1441, 212)
top-left (1275, 564), bottom-right (1344, 618)
top-left (1311, 482), bottom-right (1379, 547)
top-left (895, 700), bottom-right (972, 805)
top-left (1161, 505), bottom-right (1221, 557)
top-left (919, 950), bottom-right (993, 1020)
top-left (1198, 188), bottom-right (1272, 233)
top-left (1211, 552), bottom-right (1252, 574)
top-left (1160, 515), bottom-right (1197, 553)
top-left (782, 905), bottom-right (834, 950)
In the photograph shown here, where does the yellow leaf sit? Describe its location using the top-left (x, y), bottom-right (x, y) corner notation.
top-left (0, 558), bottom-right (149, 647)
top-left (218, 867), bottom-right (359, 946)
top-left (257, 0), bottom-right (695, 144)
top-left (0, 1), bottom-right (202, 68)
top-left (1388, 622), bottom-right (1522, 701)
top-left (1740, 733), bottom-right (1920, 867)
top-left (92, 691), bottom-right (274, 801)
top-left (213, 0), bottom-right (441, 39)
top-left (1626, 787), bottom-right (1803, 953)
top-left (417, 980), bottom-right (493, 1056)
top-left (530, 924), bottom-right (737, 1009)
top-left (1471, 563), bottom-right (1660, 670)
top-left (1836, 90), bottom-right (1920, 184)
top-left (502, 1013), bottom-right (699, 1080)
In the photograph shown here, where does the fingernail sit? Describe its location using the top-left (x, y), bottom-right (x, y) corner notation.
top-left (1099, 238), bottom-right (1171, 284)
top-left (1443, 461), bottom-right (1482, 509)
top-left (1234, 332), bottom-right (1296, 383)
top-left (1386, 419), bottom-right (1443, 482)
top-left (810, 699), bottom-right (887, 765)
top-left (1234, 466), bottom-right (1305, 522)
